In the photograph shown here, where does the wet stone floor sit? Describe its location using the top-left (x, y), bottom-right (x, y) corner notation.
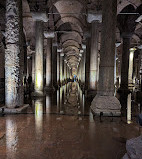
top-left (0, 82), bottom-right (141, 159)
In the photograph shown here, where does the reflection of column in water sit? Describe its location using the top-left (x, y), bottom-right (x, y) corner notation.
top-left (64, 85), bottom-right (67, 104)
top-left (6, 119), bottom-right (18, 159)
top-left (60, 87), bottom-right (63, 113)
top-left (57, 90), bottom-right (60, 113)
top-left (35, 99), bottom-right (43, 139)
top-left (46, 95), bottom-right (51, 114)
top-left (127, 93), bottom-right (132, 124)
top-left (82, 94), bottom-right (85, 115)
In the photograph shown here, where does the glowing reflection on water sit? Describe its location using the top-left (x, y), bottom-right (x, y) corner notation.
top-left (127, 93), bottom-right (132, 124)
top-left (6, 119), bottom-right (18, 159)
top-left (46, 95), bottom-right (51, 113)
top-left (35, 99), bottom-right (43, 139)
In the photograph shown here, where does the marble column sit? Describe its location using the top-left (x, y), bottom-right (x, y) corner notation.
top-left (34, 21), bottom-right (44, 95)
top-left (120, 34), bottom-right (132, 90)
top-left (118, 34), bottom-right (132, 109)
top-left (128, 48), bottom-right (136, 85)
top-left (64, 61), bottom-right (67, 83)
top-left (5, 0), bottom-right (24, 108)
top-left (0, 28), bottom-right (5, 103)
top-left (27, 56), bottom-right (32, 77)
top-left (60, 54), bottom-right (63, 85)
top-left (89, 21), bottom-right (99, 92)
top-left (139, 49), bottom-right (142, 92)
top-left (52, 45), bottom-right (57, 89)
top-left (85, 38), bottom-right (91, 91)
top-left (45, 38), bottom-right (52, 90)
top-left (57, 52), bottom-right (60, 86)
top-left (81, 51), bottom-right (85, 87)
top-left (32, 53), bottom-right (35, 83)
top-left (91, 0), bottom-right (121, 116)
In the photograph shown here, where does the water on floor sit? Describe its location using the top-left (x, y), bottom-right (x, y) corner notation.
top-left (0, 82), bottom-right (141, 159)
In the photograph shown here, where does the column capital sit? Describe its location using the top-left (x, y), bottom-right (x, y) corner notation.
top-left (137, 45), bottom-right (142, 50)
top-left (44, 31), bottom-right (55, 38)
top-left (115, 42), bottom-right (121, 48)
top-left (32, 12), bottom-right (48, 22)
top-left (87, 10), bottom-right (102, 23)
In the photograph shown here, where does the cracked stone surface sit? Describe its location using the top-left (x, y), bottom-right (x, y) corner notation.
top-left (5, 0), bottom-right (23, 108)
top-left (91, 95), bottom-right (121, 116)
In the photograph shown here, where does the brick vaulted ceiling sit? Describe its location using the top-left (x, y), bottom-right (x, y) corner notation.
top-left (0, 0), bottom-right (142, 74)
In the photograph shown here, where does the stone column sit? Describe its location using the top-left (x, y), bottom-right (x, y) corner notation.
top-left (139, 49), bottom-right (142, 92)
top-left (120, 35), bottom-right (132, 90)
top-left (0, 28), bottom-right (5, 104)
top-left (45, 38), bottom-right (52, 90)
top-left (89, 21), bottom-right (99, 92)
top-left (32, 53), bottom-right (35, 83)
top-left (27, 56), bottom-right (32, 77)
top-left (5, 0), bottom-right (24, 108)
top-left (60, 54), bottom-right (63, 85)
top-left (52, 45), bottom-right (57, 89)
top-left (118, 34), bottom-right (132, 109)
top-left (57, 52), bottom-right (60, 86)
top-left (81, 51), bottom-right (85, 88)
top-left (128, 48), bottom-right (136, 86)
top-left (85, 38), bottom-right (91, 91)
top-left (34, 21), bottom-right (44, 95)
top-left (64, 61), bottom-right (67, 83)
top-left (91, 0), bottom-right (121, 116)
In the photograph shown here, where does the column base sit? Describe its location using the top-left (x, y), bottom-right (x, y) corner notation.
top-left (32, 91), bottom-right (45, 97)
top-left (91, 95), bottom-right (121, 116)
top-left (0, 104), bottom-right (29, 114)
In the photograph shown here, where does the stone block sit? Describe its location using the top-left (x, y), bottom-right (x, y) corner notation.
top-left (0, 104), bottom-right (29, 114)
top-left (91, 95), bottom-right (121, 116)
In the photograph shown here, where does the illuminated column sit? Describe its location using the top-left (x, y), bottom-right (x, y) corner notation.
top-left (45, 38), bottom-right (52, 89)
top-left (89, 21), bottom-right (99, 92)
top-left (91, 0), bottom-right (121, 116)
top-left (128, 48), bottom-right (136, 85)
top-left (64, 60), bottom-right (67, 83)
top-left (34, 21), bottom-right (44, 95)
top-left (5, 0), bottom-right (24, 108)
top-left (57, 52), bottom-right (60, 85)
top-left (32, 53), bottom-right (35, 83)
top-left (60, 53), bottom-right (63, 85)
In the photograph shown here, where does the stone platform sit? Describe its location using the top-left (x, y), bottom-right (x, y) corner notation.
top-left (91, 95), bottom-right (121, 116)
top-left (0, 104), bottom-right (29, 114)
